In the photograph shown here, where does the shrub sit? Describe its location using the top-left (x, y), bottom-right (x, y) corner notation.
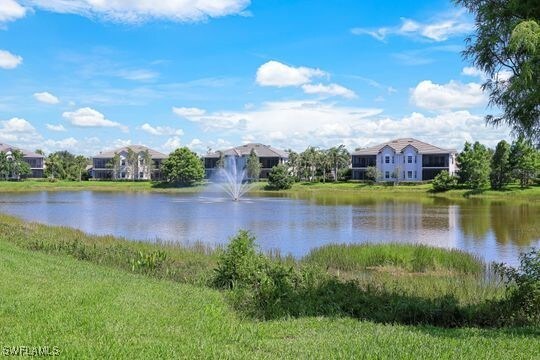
top-left (432, 171), bottom-right (457, 192)
top-left (492, 249), bottom-right (540, 326)
top-left (267, 164), bottom-right (294, 190)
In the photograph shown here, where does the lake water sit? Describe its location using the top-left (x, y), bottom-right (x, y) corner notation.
top-left (0, 191), bottom-right (538, 265)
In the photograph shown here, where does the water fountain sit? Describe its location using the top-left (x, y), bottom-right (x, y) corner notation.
top-left (213, 156), bottom-right (254, 201)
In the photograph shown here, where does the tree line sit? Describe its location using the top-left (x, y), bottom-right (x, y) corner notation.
top-left (432, 136), bottom-right (539, 192)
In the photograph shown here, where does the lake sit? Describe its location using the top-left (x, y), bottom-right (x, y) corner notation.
top-left (0, 191), bottom-right (538, 265)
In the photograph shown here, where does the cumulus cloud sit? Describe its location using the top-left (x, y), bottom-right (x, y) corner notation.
top-left (44, 137), bottom-right (78, 150)
top-left (172, 106), bottom-right (206, 117)
top-left (62, 107), bottom-right (128, 132)
top-left (46, 123), bottom-right (66, 132)
top-left (0, 0), bottom-right (26, 25)
top-left (410, 80), bottom-right (486, 111)
top-left (301, 83), bottom-right (356, 99)
top-left (256, 60), bottom-right (326, 87)
top-left (34, 91), bottom-right (60, 104)
top-left (0, 49), bottom-right (22, 69)
top-left (140, 123), bottom-right (183, 136)
top-left (0, 117), bottom-right (42, 146)
top-left (27, 0), bottom-right (251, 23)
top-left (174, 101), bottom-right (510, 152)
top-left (351, 10), bottom-right (473, 42)
top-left (462, 66), bottom-right (486, 79)
top-left (163, 136), bottom-right (182, 151)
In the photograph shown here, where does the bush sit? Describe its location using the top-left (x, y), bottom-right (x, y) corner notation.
top-left (267, 164), bottom-right (294, 190)
top-left (432, 171), bottom-right (457, 192)
top-left (492, 249), bottom-right (540, 326)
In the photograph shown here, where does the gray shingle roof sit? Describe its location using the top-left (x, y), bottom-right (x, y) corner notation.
top-left (93, 145), bottom-right (168, 159)
top-left (352, 138), bottom-right (456, 155)
top-left (205, 143), bottom-right (288, 158)
top-left (0, 143), bottom-right (44, 158)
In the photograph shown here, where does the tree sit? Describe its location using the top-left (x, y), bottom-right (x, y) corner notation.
top-left (490, 140), bottom-right (512, 189)
top-left (317, 150), bottom-right (332, 183)
top-left (216, 151), bottom-right (225, 169)
top-left (161, 147), bottom-right (204, 185)
top-left (432, 171), bottom-right (458, 192)
top-left (141, 149), bottom-right (152, 180)
top-left (45, 153), bottom-right (63, 180)
top-left (327, 145), bottom-right (350, 182)
top-left (0, 152), bottom-right (9, 180)
top-left (365, 166), bottom-right (380, 183)
top-left (73, 155), bottom-right (88, 181)
top-left (8, 149), bottom-right (30, 180)
top-left (300, 146), bottom-right (319, 182)
top-left (455, 0), bottom-right (540, 143)
top-left (246, 149), bottom-right (261, 181)
top-left (285, 149), bottom-right (300, 181)
top-left (107, 153), bottom-right (121, 180)
top-left (509, 136), bottom-right (539, 187)
top-left (126, 148), bottom-right (139, 180)
top-left (457, 141), bottom-right (491, 190)
top-left (267, 164), bottom-right (294, 190)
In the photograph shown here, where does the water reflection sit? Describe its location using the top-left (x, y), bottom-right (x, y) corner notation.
top-left (0, 191), bottom-right (537, 265)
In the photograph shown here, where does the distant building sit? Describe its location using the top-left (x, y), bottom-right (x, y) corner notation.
top-left (0, 143), bottom-right (44, 178)
top-left (351, 138), bottom-right (457, 181)
top-left (203, 143), bottom-right (288, 179)
top-left (91, 145), bottom-right (167, 180)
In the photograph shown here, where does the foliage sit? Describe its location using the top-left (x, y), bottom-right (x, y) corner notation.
top-left (246, 149), bottom-right (261, 181)
top-left (327, 145), bottom-right (350, 182)
top-left (0, 149), bottom-right (31, 180)
top-left (45, 151), bottom-right (88, 181)
top-left (267, 163), bottom-right (294, 190)
top-left (365, 166), bottom-right (381, 182)
top-left (432, 171), bottom-right (458, 192)
top-left (162, 147), bottom-right (205, 185)
top-left (456, 141), bottom-right (491, 190)
top-left (455, 0), bottom-right (540, 143)
top-left (492, 249), bottom-right (540, 326)
top-left (509, 135), bottom-right (539, 187)
top-left (106, 152), bottom-right (121, 180)
top-left (490, 140), bottom-right (512, 189)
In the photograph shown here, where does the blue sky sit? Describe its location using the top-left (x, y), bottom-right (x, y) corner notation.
top-left (0, 0), bottom-right (512, 155)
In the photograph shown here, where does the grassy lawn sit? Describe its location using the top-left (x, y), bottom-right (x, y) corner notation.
top-left (1, 179), bottom-right (538, 202)
top-left (1, 239), bottom-right (538, 359)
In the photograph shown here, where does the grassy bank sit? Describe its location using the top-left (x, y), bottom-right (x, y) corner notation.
top-left (1, 179), bottom-right (539, 202)
top-left (2, 240), bottom-right (538, 359)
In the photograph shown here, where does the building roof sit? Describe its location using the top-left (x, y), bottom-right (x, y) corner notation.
top-left (0, 143), bottom-right (44, 158)
top-left (352, 138), bottom-right (457, 156)
top-left (205, 143), bottom-right (288, 159)
top-left (93, 145), bottom-right (168, 159)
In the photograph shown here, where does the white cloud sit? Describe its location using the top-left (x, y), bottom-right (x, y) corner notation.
top-left (256, 60), bottom-right (326, 87)
top-left (173, 101), bottom-right (511, 151)
top-left (352, 10), bottom-right (473, 42)
top-left (27, 0), bottom-right (251, 23)
top-left (410, 80), bottom-right (486, 111)
top-left (0, 49), bottom-right (22, 69)
top-left (62, 107), bottom-right (128, 132)
top-left (163, 136), bottom-right (182, 152)
top-left (33, 91), bottom-right (60, 104)
top-left (44, 137), bottom-right (78, 150)
top-left (462, 66), bottom-right (485, 79)
top-left (0, 117), bottom-right (42, 146)
top-left (117, 69), bottom-right (159, 81)
top-left (301, 83), bottom-right (356, 99)
top-left (172, 106), bottom-right (206, 117)
top-left (46, 123), bottom-right (66, 132)
top-left (140, 123), bottom-right (183, 136)
top-left (0, 0), bottom-right (26, 25)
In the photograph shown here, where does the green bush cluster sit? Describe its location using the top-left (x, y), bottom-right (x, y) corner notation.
top-left (213, 231), bottom-right (539, 327)
top-left (267, 164), bottom-right (294, 190)
top-left (432, 171), bottom-right (458, 192)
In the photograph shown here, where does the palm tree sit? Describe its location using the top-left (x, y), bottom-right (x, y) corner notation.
top-left (9, 149), bottom-right (30, 180)
top-left (141, 149), bottom-right (152, 180)
top-left (0, 152), bottom-right (9, 180)
top-left (106, 153), bottom-right (121, 180)
top-left (126, 148), bottom-right (138, 180)
top-left (74, 155), bottom-right (88, 181)
top-left (45, 153), bottom-right (62, 180)
top-left (327, 145), bottom-right (350, 182)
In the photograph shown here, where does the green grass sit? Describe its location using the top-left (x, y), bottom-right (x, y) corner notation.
top-left (1, 239), bottom-right (538, 359)
top-left (1, 179), bottom-right (539, 202)
top-left (304, 243), bottom-right (485, 274)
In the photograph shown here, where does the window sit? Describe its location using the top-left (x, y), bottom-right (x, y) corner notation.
top-left (407, 171), bottom-right (413, 179)
top-left (385, 156), bottom-right (390, 164)
top-left (121, 159), bottom-right (126, 166)
top-left (385, 171), bottom-right (390, 179)
top-left (407, 155), bottom-right (413, 164)
top-left (414, 171), bottom-right (417, 179)
top-left (402, 171), bottom-right (405, 178)
top-left (415, 156), bottom-right (417, 164)
top-left (392, 156), bottom-right (395, 164)
top-left (121, 172), bottom-right (126, 178)
top-left (139, 172), bottom-right (144, 178)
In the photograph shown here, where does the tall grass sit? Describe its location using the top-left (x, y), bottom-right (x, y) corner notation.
top-left (304, 243), bottom-right (484, 275)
